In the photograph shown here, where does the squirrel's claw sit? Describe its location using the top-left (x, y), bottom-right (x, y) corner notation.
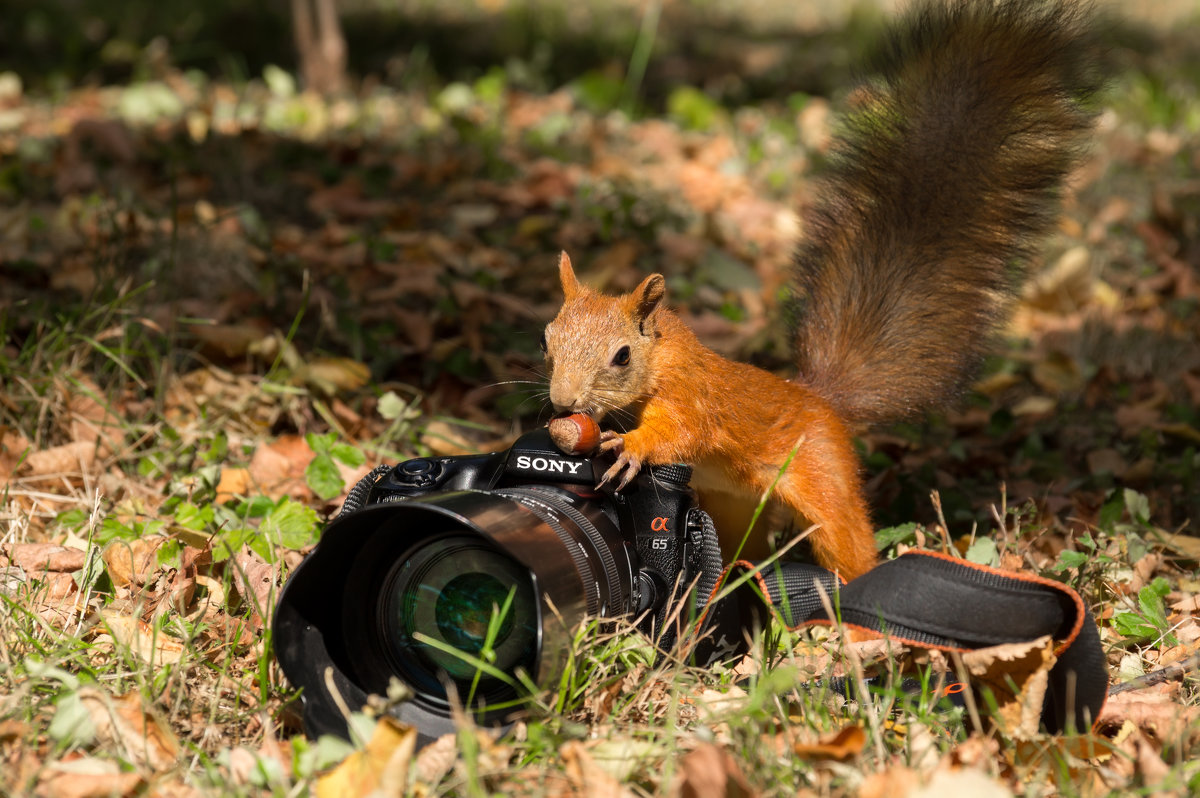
top-left (596, 432), bottom-right (642, 491)
top-left (597, 429), bottom-right (624, 448)
top-left (599, 452), bottom-right (642, 491)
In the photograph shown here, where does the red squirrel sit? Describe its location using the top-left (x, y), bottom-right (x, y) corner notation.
top-left (540, 0), bottom-right (1099, 581)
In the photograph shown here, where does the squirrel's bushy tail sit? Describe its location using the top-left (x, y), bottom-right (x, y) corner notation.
top-left (790, 0), bottom-right (1100, 426)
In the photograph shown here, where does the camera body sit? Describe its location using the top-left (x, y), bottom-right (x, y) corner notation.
top-left (368, 426), bottom-right (709, 619)
top-left (273, 427), bottom-right (723, 745)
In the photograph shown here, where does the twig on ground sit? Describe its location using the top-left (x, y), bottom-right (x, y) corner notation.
top-left (1107, 651), bottom-right (1200, 696)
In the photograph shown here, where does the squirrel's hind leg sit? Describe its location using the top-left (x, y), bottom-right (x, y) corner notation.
top-left (769, 446), bottom-right (877, 582)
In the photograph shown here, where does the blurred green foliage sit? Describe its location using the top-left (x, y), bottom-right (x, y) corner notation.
top-left (1, 0), bottom-right (882, 107)
top-left (1, 0), bottom-right (293, 90)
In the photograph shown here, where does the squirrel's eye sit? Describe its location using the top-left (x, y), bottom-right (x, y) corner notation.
top-left (538, 331), bottom-right (548, 353)
top-left (612, 345), bottom-right (631, 367)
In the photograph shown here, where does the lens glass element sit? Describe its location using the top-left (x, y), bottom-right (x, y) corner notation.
top-left (435, 572), bottom-right (516, 657)
top-left (382, 536), bottom-right (538, 692)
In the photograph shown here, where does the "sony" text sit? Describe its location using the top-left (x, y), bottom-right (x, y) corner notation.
top-left (515, 455), bottom-right (585, 475)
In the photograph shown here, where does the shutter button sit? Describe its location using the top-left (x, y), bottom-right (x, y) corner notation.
top-left (394, 458), bottom-right (441, 488)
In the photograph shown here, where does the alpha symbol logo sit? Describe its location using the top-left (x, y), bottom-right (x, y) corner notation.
top-left (650, 517), bottom-right (669, 532)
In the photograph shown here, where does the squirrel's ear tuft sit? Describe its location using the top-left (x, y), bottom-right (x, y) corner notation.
top-left (631, 274), bottom-right (665, 326)
top-left (558, 252), bottom-right (581, 301)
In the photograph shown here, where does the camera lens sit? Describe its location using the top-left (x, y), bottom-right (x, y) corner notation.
top-left (274, 475), bottom-right (643, 745)
top-left (380, 535), bottom-right (538, 694)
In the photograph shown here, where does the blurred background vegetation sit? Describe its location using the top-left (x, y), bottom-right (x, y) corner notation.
top-left (2, 0), bottom-right (1195, 107)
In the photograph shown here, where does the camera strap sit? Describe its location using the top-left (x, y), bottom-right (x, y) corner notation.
top-left (694, 550), bottom-right (1107, 735)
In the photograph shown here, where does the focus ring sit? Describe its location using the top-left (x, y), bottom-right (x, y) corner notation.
top-left (496, 489), bottom-right (604, 616)
top-left (518, 486), bottom-right (625, 615)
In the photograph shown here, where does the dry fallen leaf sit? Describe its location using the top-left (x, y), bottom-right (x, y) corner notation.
top-left (102, 536), bottom-right (167, 587)
top-left (77, 689), bottom-right (180, 771)
top-left (0, 427), bottom-right (32, 477)
top-left (223, 747), bottom-right (262, 787)
top-left (25, 583), bottom-right (88, 627)
top-left (29, 571), bottom-right (81, 602)
top-left (901, 718), bottom-right (946, 775)
top-left (420, 419), bottom-right (479, 457)
top-left (1156, 532), bottom-right (1200, 563)
top-left (961, 636), bottom-right (1057, 738)
top-left (694, 686), bottom-right (749, 718)
top-left (561, 740), bottom-right (639, 798)
top-left (858, 766), bottom-right (920, 798)
top-left (230, 549), bottom-right (278, 629)
top-left (189, 321), bottom-right (272, 359)
top-left (36, 755), bottom-right (145, 798)
top-left (215, 466), bottom-right (253, 504)
top-left (670, 743), bottom-right (755, 798)
top-left (791, 725), bottom-right (867, 762)
top-left (1011, 731), bottom-right (1119, 777)
top-left (1132, 728), bottom-right (1172, 789)
top-left (1011, 395), bottom-right (1057, 417)
top-left (1023, 245), bottom-right (1095, 313)
top-left (247, 435), bottom-right (315, 500)
top-left (293, 356), bottom-right (370, 395)
top-left (22, 440), bottom-right (98, 476)
top-left (223, 736), bottom-right (293, 790)
top-left (0, 718), bottom-right (28, 742)
top-left (64, 376), bottom-right (124, 458)
top-left (412, 732), bottom-right (458, 790)
top-left (1089, 721), bottom-right (1172, 789)
top-left (909, 767), bottom-right (1012, 798)
top-left (1098, 689), bottom-right (1200, 744)
top-left (6, 542), bottom-right (87, 574)
top-left (315, 716), bottom-right (417, 798)
top-left (96, 612), bottom-right (186, 666)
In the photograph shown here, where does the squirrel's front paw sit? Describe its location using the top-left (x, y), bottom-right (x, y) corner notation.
top-left (597, 431), bottom-right (642, 491)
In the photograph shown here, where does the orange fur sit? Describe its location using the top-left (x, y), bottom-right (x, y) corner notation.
top-left (541, 0), bottom-right (1098, 582)
top-left (545, 257), bottom-right (877, 580)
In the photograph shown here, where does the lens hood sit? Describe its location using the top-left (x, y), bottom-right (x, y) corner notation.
top-left (274, 487), bottom-right (633, 745)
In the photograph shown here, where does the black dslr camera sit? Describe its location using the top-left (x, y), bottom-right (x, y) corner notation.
top-left (273, 427), bottom-right (729, 746)
top-left (274, 426), bottom-right (1112, 743)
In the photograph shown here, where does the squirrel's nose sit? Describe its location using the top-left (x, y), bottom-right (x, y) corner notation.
top-left (550, 380), bottom-right (594, 415)
top-left (549, 384), bottom-right (578, 414)
top-left (552, 400), bottom-right (584, 415)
